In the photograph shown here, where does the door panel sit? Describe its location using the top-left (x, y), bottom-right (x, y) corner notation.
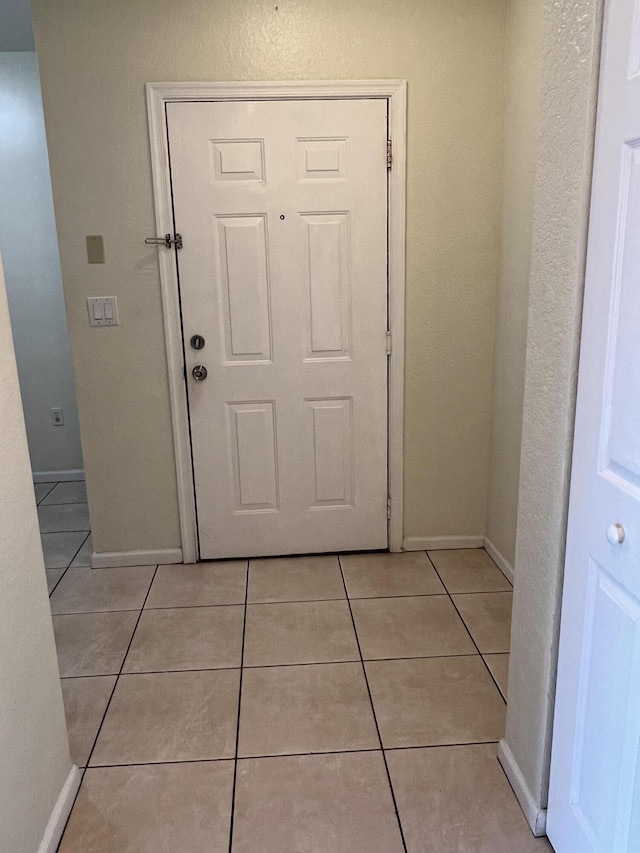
top-left (603, 142), bottom-right (640, 490)
top-left (547, 0), bottom-right (640, 849)
top-left (306, 397), bottom-right (354, 506)
top-left (227, 401), bottom-right (279, 511)
top-left (302, 213), bottom-right (351, 358)
top-left (166, 99), bottom-right (388, 559)
top-left (216, 215), bottom-right (272, 361)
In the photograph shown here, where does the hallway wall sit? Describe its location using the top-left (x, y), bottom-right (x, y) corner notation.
top-left (486, 0), bottom-right (544, 571)
top-left (0, 252), bottom-right (74, 853)
top-left (503, 0), bottom-right (603, 830)
top-left (30, 0), bottom-right (506, 556)
top-left (0, 52), bottom-right (83, 476)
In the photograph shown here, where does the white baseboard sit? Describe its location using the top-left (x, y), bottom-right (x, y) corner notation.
top-left (484, 537), bottom-right (515, 584)
top-left (403, 535), bottom-right (485, 551)
top-left (33, 469), bottom-right (85, 483)
top-left (91, 547), bottom-right (183, 568)
top-left (498, 739), bottom-right (547, 837)
top-left (37, 764), bottom-right (82, 853)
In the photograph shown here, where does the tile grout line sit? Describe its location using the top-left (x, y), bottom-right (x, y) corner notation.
top-left (83, 739), bottom-right (503, 769)
top-left (41, 494), bottom-right (89, 507)
top-left (35, 481), bottom-right (57, 506)
top-left (337, 555), bottom-right (408, 853)
top-left (42, 483), bottom-right (87, 595)
top-left (39, 500), bottom-right (88, 508)
top-left (40, 524), bottom-right (91, 536)
top-left (55, 564), bottom-right (160, 852)
top-left (84, 564), bottom-right (160, 767)
top-left (227, 560), bottom-right (250, 853)
top-left (449, 590), bottom-right (513, 598)
top-left (48, 530), bottom-right (92, 598)
top-left (482, 548), bottom-right (515, 589)
top-left (48, 566), bottom-right (69, 598)
top-left (66, 651), bottom-right (485, 678)
top-left (141, 591), bottom-right (448, 611)
top-left (70, 530), bottom-right (92, 566)
top-left (424, 552), bottom-right (507, 706)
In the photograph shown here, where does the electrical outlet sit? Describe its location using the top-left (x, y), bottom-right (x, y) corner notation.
top-left (52, 407), bottom-right (64, 426)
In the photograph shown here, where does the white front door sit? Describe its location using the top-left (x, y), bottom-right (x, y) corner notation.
top-left (547, 0), bottom-right (640, 849)
top-left (166, 99), bottom-right (389, 560)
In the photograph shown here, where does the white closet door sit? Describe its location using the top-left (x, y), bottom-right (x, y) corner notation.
top-left (547, 1), bottom-right (640, 849)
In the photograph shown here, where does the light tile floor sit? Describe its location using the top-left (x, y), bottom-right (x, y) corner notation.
top-left (36, 485), bottom-right (553, 851)
top-left (36, 480), bottom-right (91, 593)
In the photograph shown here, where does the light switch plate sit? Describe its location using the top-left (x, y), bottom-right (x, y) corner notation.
top-left (87, 296), bottom-right (119, 326)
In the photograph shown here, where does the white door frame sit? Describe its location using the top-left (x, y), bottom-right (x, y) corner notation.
top-left (146, 80), bottom-right (407, 563)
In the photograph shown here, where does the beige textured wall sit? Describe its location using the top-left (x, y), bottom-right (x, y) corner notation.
top-left (486, 0), bottom-right (544, 568)
top-left (0, 253), bottom-right (73, 853)
top-left (30, 0), bottom-right (506, 554)
top-left (504, 0), bottom-right (603, 826)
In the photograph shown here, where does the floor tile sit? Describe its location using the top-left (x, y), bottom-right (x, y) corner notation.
top-left (341, 551), bottom-right (444, 598)
top-left (90, 670), bottom-right (240, 765)
top-left (233, 752), bottom-right (404, 853)
top-left (243, 600), bottom-right (358, 667)
top-left (123, 605), bottom-right (244, 672)
top-left (351, 595), bottom-right (475, 660)
top-left (34, 482), bottom-right (56, 504)
top-left (452, 591), bottom-right (513, 653)
top-left (484, 653), bottom-right (510, 699)
top-left (50, 566), bottom-right (154, 614)
top-left (238, 662), bottom-right (378, 757)
top-left (59, 761), bottom-right (234, 853)
top-left (386, 744), bottom-right (553, 852)
top-left (41, 480), bottom-right (87, 505)
top-left (40, 531), bottom-right (87, 569)
top-left (60, 676), bottom-right (117, 767)
top-left (53, 611), bottom-right (138, 677)
top-left (37, 502), bottom-right (90, 533)
top-left (70, 533), bottom-right (93, 567)
top-left (46, 568), bottom-right (65, 594)
top-left (248, 555), bottom-right (345, 603)
top-left (145, 561), bottom-right (247, 608)
top-left (365, 656), bottom-right (505, 748)
top-left (428, 548), bottom-right (512, 593)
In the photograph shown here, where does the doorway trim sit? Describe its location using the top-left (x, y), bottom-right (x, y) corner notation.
top-left (146, 80), bottom-right (407, 562)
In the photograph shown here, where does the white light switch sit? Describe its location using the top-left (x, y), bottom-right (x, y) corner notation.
top-left (87, 297), bottom-right (119, 327)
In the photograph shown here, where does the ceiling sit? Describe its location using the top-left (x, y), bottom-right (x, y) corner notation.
top-left (0, 0), bottom-right (35, 51)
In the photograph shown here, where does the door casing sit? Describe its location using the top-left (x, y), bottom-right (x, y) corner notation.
top-left (146, 80), bottom-right (407, 563)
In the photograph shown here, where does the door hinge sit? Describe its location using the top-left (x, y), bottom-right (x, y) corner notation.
top-left (387, 140), bottom-right (393, 170)
top-left (387, 497), bottom-right (392, 520)
top-left (386, 330), bottom-right (392, 355)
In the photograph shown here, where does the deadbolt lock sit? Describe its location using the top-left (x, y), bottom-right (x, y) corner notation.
top-left (192, 364), bottom-right (208, 382)
top-left (190, 334), bottom-right (205, 350)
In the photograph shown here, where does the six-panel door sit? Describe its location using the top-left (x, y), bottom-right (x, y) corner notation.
top-left (166, 99), bottom-right (389, 559)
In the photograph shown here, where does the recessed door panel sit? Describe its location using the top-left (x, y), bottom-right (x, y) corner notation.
top-left (306, 398), bottom-right (354, 506)
top-left (211, 139), bottom-right (265, 182)
top-left (216, 215), bottom-right (272, 362)
top-left (297, 138), bottom-right (348, 181)
top-left (570, 561), bottom-right (640, 848)
top-left (227, 402), bottom-right (279, 512)
top-left (601, 142), bottom-right (640, 494)
top-left (301, 213), bottom-right (351, 359)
